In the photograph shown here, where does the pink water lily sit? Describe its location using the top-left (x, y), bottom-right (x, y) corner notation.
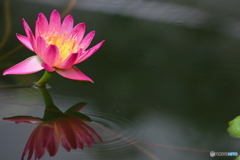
top-left (4, 102), bottom-right (102, 160)
top-left (5, 117), bottom-right (102, 160)
top-left (21, 118), bottom-right (102, 160)
top-left (3, 10), bottom-right (105, 82)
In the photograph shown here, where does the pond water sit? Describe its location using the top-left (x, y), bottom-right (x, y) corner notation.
top-left (0, 0), bottom-right (240, 160)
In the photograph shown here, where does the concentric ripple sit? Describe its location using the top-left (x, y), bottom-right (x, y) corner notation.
top-left (50, 94), bottom-right (145, 158)
top-left (86, 112), bottom-right (142, 157)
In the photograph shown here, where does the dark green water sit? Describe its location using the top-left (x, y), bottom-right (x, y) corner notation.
top-left (0, 0), bottom-right (239, 160)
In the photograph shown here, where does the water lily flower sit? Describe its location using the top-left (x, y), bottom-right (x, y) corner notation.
top-left (3, 10), bottom-right (105, 84)
top-left (3, 86), bottom-right (102, 160)
top-left (5, 117), bottom-right (102, 160)
top-left (4, 103), bottom-right (102, 160)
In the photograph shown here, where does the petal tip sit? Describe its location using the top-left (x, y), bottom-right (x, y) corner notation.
top-left (56, 67), bottom-right (94, 82)
top-left (81, 22), bottom-right (86, 26)
top-left (52, 9), bottom-right (58, 13)
top-left (21, 18), bottom-right (26, 23)
top-left (3, 71), bottom-right (7, 76)
top-left (100, 40), bottom-right (105, 45)
top-left (3, 69), bottom-right (12, 76)
top-left (38, 13), bottom-right (45, 19)
top-left (86, 79), bottom-right (94, 83)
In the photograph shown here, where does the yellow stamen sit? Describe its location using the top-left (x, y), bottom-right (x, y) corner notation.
top-left (43, 32), bottom-right (79, 63)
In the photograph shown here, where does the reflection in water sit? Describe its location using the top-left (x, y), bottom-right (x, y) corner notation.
top-left (31, 0), bottom-right (207, 27)
top-left (3, 85), bottom-right (102, 160)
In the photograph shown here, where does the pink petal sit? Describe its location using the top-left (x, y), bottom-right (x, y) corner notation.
top-left (75, 48), bottom-right (83, 60)
top-left (57, 53), bottom-right (78, 69)
top-left (67, 23), bottom-right (85, 43)
top-left (40, 125), bottom-right (54, 147)
top-left (74, 125), bottom-right (84, 149)
top-left (61, 14), bottom-right (73, 35)
top-left (27, 29), bottom-right (37, 51)
top-left (35, 127), bottom-right (46, 158)
top-left (16, 34), bottom-right (33, 51)
top-left (83, 123), bottom-right (103, 142)
top-left (3, 116), bottom-right (43, 124)
top-left (76, 135), bottom-right (84, 149)
top-left (43, 45), bottom-right (60, 66)
top-left (61, 139), bottom-right (72, 152)
top-left (41, 62), bottom-right (55, 72)
top-left (49, 10), bottom-right (61, 32)
top-left (77, 124), bottom-right (95, 147)
top-left (56, 66), bottom-right (93, 82)
top-left (22, 19), bottom-right (33, 38)
top-left (35, 13), bottom-right (49, 37)
top-left (56, 122), bottom-right (72, 152)
top-left (61, 120), bottom-right (77, 149)
top-left (46, 130), bottom-right (60, 156)
top-left (3, 56), bottom-right (43, 75)
top-left (79, 31), bottom-right (95, 50)
top-left (75, 40), bottom-right (105, 64)
top-left (22, 126), bottom-right (40, 160)
top-left (36, 36), bottom-right (47, 59)
top-left (35, 132), bottom-right (45, 159)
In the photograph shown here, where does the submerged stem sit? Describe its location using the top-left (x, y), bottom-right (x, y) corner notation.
top-left (37, 85), bottom-right (54, 107)
top-left (37, 85), bottom-right (63, 120)
top-left (35, 71), bottom-right (54, 86)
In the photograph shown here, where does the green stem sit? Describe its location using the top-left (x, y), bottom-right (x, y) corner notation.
top-left (37, 85), bottom-right (63, 120)
top-left (37, 85), bottom-right (55, 107)
top-left (35, 71), bottom-right (54, 86)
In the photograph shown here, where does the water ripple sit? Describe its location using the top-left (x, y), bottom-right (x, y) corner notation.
top-left (86, 112), bottom-right (141, 157)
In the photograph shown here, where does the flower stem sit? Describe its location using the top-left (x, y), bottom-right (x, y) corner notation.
top-left (35, 71), bottom-right (54, 86)
top-left (37, 85), bottom-right (63, 120)
top-left (37, 85), bottom-right (55, 107)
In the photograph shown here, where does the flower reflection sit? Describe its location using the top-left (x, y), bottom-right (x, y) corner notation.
top-left (3, 86), bottom-right (102, 160)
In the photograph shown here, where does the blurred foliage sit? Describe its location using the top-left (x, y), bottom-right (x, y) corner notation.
top-left (228, 116), bottom-right (240, 138)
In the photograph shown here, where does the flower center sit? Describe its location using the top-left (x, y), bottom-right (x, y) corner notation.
top-left (44, 32), bottom-right (79, 62)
